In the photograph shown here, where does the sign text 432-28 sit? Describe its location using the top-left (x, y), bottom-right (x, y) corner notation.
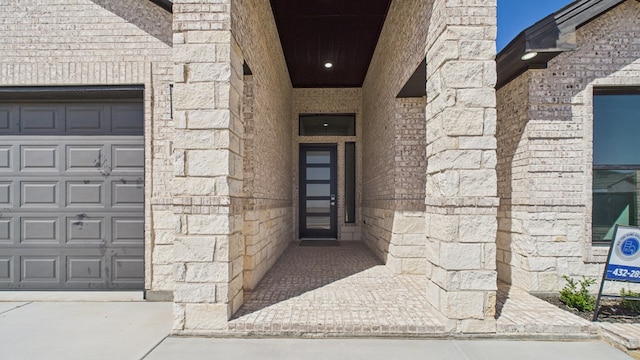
top-left (607, 265), bottom-right (640, 281)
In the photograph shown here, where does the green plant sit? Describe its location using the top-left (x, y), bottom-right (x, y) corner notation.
top-left (559, 275), bottom-right (596, 312)
top-left (621, 288), bottom-right (640, 312)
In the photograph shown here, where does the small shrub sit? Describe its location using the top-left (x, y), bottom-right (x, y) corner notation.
top-left (559, 275), bottom-right (596, 312)
top-left (621, 288), bottom-right (640, 312)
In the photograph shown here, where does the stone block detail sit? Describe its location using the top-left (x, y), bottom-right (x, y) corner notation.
top-left (362, 208), bottom-right (427, 275)
top-left (421, 0), bottom-right (498, 331)
top-left (243, 207), bottom-right (292, 290)
top-left (171, 0), bottom-right (246, 334)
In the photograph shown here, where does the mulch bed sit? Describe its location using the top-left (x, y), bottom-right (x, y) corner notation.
top-left (537, 295), bottom-right (640, 323)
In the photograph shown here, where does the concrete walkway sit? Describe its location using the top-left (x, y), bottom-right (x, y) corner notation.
top-left (0, 300), bottom-right (633, 360)
top-left (146, 338), bottom-right (633, 360)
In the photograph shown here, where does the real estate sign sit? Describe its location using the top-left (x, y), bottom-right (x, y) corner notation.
top-left (605, 225), bottom-right (640, 282)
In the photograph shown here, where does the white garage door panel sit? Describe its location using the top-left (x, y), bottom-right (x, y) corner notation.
top-left (0, 101), bottom-right (144, 290)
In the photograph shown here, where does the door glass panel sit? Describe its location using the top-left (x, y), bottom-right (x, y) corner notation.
top-left (300, 145), bottom-right (336, 238)
top-left (306, 151), bottom-right (330, 164)
top-left (306, 200), bottom-right (330, 213)
top-left (307, 167), bottom-right (330, 180)
top-left (306, 216), bottom-right (331, 229)
top-left (307, 184), bottom-right (330, 197)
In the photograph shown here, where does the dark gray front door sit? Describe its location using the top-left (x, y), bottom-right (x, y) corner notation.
top-left (0, 101), bottom-right (144, 289)
top-left (299, 145), bottom-right (337, 238)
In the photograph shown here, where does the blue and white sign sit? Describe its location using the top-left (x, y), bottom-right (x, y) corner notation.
top-left (605, 225), bottom-right (640, 282)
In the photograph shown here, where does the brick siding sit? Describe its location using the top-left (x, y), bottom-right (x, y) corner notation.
top-left (496, 0), bottom-right (640, 293)
top-left (0, 0), bottom-right (174, 294)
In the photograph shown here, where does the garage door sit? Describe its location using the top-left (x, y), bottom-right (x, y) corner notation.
top-left (0, 100), bottom-right (144, 289)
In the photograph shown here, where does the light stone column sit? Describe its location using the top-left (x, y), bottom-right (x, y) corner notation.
top-left (171, 0), bottom-right (244, 334)
top-left (424, 0), bottom-right (498, 333)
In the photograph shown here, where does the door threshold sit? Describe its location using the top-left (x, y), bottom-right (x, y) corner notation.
top-left (299, 239), bottom-right (340, 247)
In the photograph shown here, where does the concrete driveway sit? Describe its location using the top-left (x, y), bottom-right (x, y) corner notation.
top-left (0, 300), bottom-right (172, 360)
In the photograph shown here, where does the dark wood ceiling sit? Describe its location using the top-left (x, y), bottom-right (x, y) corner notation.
top-left (269, 0), bottom-right (392, 88)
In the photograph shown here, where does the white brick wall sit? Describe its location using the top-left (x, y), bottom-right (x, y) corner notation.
top-left (362, 1), bottom-right (428, 211)
top-left (496, 0), bottom-right (640, 293)
top-left (496, 72), bottom-right (532, 289)
top-left (233, 0), bottom-right (293, 292)
top-left (361, 96), bottom-right (428, 275)
top-left (361, 0), bottom-right (430, 273)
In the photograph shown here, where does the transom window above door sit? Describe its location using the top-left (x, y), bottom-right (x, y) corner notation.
top-left (299, 114), bottom-right (355, 136)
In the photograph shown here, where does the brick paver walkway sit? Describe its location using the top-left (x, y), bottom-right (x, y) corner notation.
top-left (496, 283), bottom-right (599, 338)
top-left (600, 323), bottom-right (640, 350)
top-left (229, 242), bottom-right (448, 336)
top-left (496, 283), bottom-right (640, 350)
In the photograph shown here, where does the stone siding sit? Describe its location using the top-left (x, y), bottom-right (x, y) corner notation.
top-left (362, 0), bottom-right (499, 332)
top-left (496, 0), bottom-right (640, 293)
top-left (0, 0), bottom-right (174, 294)
top-left (171, 0), bottom-right (245, 332)
top-left (171, 0), bottom-right (294, 334)
top-left (423, 0), bottom-right (499, 332)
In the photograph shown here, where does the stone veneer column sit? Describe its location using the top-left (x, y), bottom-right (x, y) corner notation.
top-left (171, 0), bottom-right (244, 333)
top-left (424, 0), bottom-right (498, 332)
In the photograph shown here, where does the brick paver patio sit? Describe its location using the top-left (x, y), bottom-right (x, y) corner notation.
top-left (223, 240), bottom-right (639, 351)
top-left (229, 242), bottom-right (448, 336)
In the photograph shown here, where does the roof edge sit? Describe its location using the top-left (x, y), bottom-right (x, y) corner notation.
top-left (149, 0), bottom-right (172, 12)
top-left (497, 0), bottom-right (626, 89)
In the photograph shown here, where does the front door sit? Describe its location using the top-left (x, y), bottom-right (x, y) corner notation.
top-left (299, 145), bottom-right (337, 238)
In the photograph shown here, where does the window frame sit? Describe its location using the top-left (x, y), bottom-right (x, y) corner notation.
top-left (298, 113), bottom-right (356, 137)
top-left (592, 88), bottom-right (640, 244)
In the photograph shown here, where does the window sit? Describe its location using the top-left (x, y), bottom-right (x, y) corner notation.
top-left (593, 90), bottom-right (640, 243)
top-left (299, 114), bottom-right (355, 136)
top-left (345, 142), bottom-right (356, 223)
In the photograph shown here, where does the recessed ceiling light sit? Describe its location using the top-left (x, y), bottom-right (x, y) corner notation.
top-left (324, 62), bottom-right (333, 69)
top-left (521, 51), bottom-right (538, 61)
top-left (323, 123), bottom-right (328, 127)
